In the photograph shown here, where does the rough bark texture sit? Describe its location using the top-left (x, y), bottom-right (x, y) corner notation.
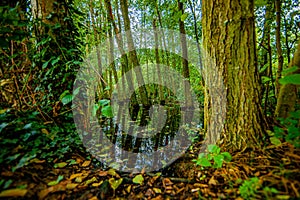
top-left (202, 0), bottom-right (266, 151)
top-left (275, 42), bottom-right (300, 118)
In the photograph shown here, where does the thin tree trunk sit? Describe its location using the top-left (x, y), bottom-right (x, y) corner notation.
top-left (275, 0), bottom-right (284, 97)
top-left (178, 0), bottom-right (192, 108)
top-left (120, 0), bottom-right (149, 106)
top-left (89, 0), bottom-right (106, 94)
top-left (153, 19), bottom-right (164, 101)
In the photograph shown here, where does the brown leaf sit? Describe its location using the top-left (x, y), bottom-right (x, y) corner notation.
top-left (151, 195), bottom-right (163, 200)
top-left (0, 188), bottom-right (27, 197)
top-left (208, 176), bottom-right (217, 185)
top-left (162, 178), bottom-right (173, 187)
top-left (98, 171), bottom-right (108, 176)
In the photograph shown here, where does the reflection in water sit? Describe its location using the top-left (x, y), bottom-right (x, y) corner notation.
top-left (103, 103), bottom-right (181, 154)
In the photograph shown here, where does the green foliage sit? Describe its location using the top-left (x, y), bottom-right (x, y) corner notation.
top-left (0, 4), bottom-right (28, 48)
top-left (193, 145), bottom-right (232, 169)
top-left (239, 177), bottom-right (260, 199)
top-left (274, 110), bottom-right (300, 148)
top-left (93, 99), bottom-right (113, 118)
top-left (279, 74), bottom-right (300, 85)
top-left (0, 109), bottom-right (83, 171)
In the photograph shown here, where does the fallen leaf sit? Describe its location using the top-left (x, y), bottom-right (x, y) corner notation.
top-left (162, 178), bottom-right (173, 187)
top-left (41, 128), bottom-right (49, 135)
top-left (48, 175), bottom-right (64, 186)
top-left (133, 174), bottom-right (144, 185)
top-left (107, 168), bottom-right (117, 176)
top-left (92, 181), bottom-right (103, 187)
top-left (66, 183), bottom-right (78, 190)
top-left (69, 173), bottom-right (83, 180)
top-left (54, 162), bottom-right (67, 168)
top-left (109, 178), bottom-right (123, 190)
top-left (126, 185), bottom-right (132, 193)
top-left (84, 177), bottom-right (97, 186)
top-left (89, 197), bottom-right (98, 200)
top-left (0, 188), bottom-right (27, 197)
top-left (153, 188), bottom-right (162, 193)
top-left (82, 160), bottom-right (91, 167)
top-left (30, 158), bottom-right (45, 164)
top-left (208, 176), bottom-right (217, 185)
top-left (98, 171), bottom-right (108, 176)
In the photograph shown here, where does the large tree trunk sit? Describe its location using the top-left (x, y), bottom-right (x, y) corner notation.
top-left (202, 0), bottom-right (266, 152)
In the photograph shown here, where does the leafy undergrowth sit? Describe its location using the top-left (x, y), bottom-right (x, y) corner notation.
top-left (0, 110), bottom-right (300, 199)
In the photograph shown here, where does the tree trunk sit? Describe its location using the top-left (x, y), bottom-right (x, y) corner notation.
top-left (275, 42), bottom-right (300, 118)
top-left (202, 0), bottom-right (266, 152)
top-left (120, 0), bottom-right (149, 106)
top-left (178, 0), bottom-right (192, 108)
top-left (275, 0), bottom-right (284, 98)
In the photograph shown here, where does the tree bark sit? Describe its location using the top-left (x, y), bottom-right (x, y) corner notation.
top-left (275, 41), bottom-right (300, 118)
top-left (202, 0), bottom-right (266, 151)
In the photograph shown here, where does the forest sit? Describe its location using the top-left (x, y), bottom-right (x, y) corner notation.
top-left (0, 0), bottom-right (300, 199)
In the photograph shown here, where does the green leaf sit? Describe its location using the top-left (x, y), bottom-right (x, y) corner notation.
top-left (54, 162), bottom-right (68, 168)
top-left (48, 175), bottom-right (64, 186)
top-left (270, 136), bottom-right (282, 146)
top-left (61, 94), bottom-right (73, 105)
top-left (132, 174), bottom-right (144, 185)
top-left (221, 152), bottom-right (232, 162)
top-left (262, 76), bottom-right (271, 83)
top-left (208, 144), bottom-right (220, 154)
top-left (279, 74), bottom-right (300, 85)
top-left (181, 13), bottom-right (188, 21)
top-left (92, 104), bottom-right (99, 117)
top-left (99, 99), bottom-right (110, 106)
top-left (42, 61), bottom-right (49, 69)
top-left (109, 178), bottom-right (123, 190)
top-left (59, 90), bottom-right (70, 100)
top-left (282, 66), bottom-right (299, 76)
top-left (213, 154), bottom-right (224, 168)
top-left (198, 157), bottom-right (212, 167)
top-left (101, 105), bottom-right (113, 118)
top-left (51, 56), bottom-right (60, 66)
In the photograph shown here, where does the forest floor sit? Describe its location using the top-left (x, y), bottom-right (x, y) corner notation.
top-left (1, 139), bottom-right (299, 200)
